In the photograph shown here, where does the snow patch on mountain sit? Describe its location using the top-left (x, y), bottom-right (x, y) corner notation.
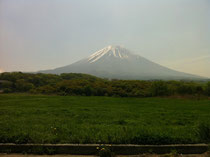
top-left (87, 45), bottom-right (130, 63)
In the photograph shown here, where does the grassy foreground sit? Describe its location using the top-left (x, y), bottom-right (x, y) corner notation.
top-left (0, 94), bottom-right (210, 144)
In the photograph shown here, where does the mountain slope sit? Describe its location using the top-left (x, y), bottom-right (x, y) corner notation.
top-left (40, 46), bottom-right (205, 80)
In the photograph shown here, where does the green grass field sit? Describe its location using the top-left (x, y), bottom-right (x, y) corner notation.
top-left (0, 94), bottom-right (210, 144)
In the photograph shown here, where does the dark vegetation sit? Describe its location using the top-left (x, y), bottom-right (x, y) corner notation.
top-left (0, 72), bottom-right (210, 145)
top-left (0, 94), bottom-right (210, 144)
top-left (0, 72), bottom-right (210, 97)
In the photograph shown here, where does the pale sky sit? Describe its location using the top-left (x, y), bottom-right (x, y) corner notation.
top-left (0, 0), bottom-right (209, 77)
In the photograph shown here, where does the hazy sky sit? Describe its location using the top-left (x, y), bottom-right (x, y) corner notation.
top-left (0, 0), bottom-right (210, 77)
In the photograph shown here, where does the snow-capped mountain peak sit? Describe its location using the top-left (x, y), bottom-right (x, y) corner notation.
top-left (40, 45), bottom-right (205, 80)
top-left (88, 45), bottom-right (130, 63)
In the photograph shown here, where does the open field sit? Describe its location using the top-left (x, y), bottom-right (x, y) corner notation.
top-left (0, 94), bottom-right (210, 144)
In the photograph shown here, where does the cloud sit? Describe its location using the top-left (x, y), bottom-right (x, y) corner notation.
top-left (190, 55), bottom-right (210, 62)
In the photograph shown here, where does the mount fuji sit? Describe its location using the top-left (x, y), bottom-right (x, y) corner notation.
top-left (40, 46), bottom-right (205, 80)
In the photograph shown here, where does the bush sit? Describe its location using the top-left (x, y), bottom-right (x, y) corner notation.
top-left (3, 88), bottom-right (13, 93)
top-left (205, 82), bottom-right (210, 96)
top-left (0, 81), bottom-right (13, 89)
top-left (36, 85), bottom-right (56, 94)
top-left (84, 86), bottom-right (93, 96)
top-left (151, 81), bottom-right (169, 96)
top-left (0, 72), bottom-right (209, 97)
top-left (15, 79), bottom-right (34, 92)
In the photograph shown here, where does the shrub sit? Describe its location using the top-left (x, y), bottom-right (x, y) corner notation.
top-left (36, 85), bottom-right (56, 94)
top-left (15, 79), bottom-right (34, 92)
top-left (0, 72), bottom-right (209, 97)
top-left (205, 82), bottom-right (210, 96)
top-left (151, 81), bottom-right (169, 96)
top-left (3, 88), bottom-right (12, 93)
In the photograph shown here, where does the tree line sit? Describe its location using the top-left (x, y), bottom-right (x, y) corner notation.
top-left (0, 72), bottom-right (210, 97)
